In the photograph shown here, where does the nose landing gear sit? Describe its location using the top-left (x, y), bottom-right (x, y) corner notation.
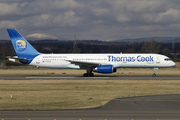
top-left (152, 68), bottom-right (158, 77)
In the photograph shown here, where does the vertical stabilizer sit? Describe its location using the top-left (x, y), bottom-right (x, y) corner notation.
top-left (7, 29), bottom-right (40, 60)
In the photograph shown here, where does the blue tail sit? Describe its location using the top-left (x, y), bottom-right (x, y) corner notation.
top-left (7, 29), bottom-right (40, 61)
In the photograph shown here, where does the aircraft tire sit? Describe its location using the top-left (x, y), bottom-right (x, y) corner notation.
top-left (90, 73), bottom-right (94, 76)
top-left (83, 73), bottom-right (88, 77)
top-left (83, 73), bottom-right (94, 77)
top-left (152, 74), bottom-right (156, 77)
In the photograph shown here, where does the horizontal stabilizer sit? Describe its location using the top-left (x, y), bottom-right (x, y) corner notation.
top-left (6, 56), bottom-right (30, 62)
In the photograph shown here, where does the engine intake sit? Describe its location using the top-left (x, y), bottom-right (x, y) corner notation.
top-left (93, 65), bottom-right (116, 73)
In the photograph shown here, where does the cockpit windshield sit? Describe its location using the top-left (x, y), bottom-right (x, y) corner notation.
top-left (164, 58), bottom-right (171, 61)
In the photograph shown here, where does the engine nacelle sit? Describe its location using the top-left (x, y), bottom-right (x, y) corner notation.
top-left (93, 65), bottom-right (117, 73)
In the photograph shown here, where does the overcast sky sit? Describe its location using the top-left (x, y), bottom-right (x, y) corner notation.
top-left (1, 0), bottom-right (180, 41)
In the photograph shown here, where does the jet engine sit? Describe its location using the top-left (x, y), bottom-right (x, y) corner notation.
top-left (93, 65), bottom-right (116, 73)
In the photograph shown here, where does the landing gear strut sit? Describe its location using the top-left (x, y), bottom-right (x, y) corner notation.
top-left (83, 68), bottom-right (94, 77)
top-left (152, 68), bottom-right (158, 77)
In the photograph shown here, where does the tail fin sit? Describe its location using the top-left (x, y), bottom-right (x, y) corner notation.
top-left (7, 29), bottom-right (40, 60)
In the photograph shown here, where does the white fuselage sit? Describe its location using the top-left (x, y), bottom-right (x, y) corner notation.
top-left (30, 53), bottom-right (175, 69)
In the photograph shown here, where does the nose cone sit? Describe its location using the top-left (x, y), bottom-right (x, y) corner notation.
top-left (171, 61), bottom-right (176, 67)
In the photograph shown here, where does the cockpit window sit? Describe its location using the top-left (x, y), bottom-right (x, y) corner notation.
top-left (164, 58), bottom-right (171, 61)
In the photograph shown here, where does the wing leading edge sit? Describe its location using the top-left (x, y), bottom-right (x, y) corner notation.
top-left (67, 60), bottom-right (102, 68)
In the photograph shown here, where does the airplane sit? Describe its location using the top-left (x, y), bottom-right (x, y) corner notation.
top-left (6, 29), bottom-right (175, 77)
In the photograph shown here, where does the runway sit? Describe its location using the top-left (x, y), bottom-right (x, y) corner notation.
top-left (0, 94), bottom-right (180, 119)
top-left (0, 75), bottom-right (180, 80)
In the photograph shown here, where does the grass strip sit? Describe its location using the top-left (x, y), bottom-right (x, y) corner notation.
top-left (0, 80), bottom-right (180, 110)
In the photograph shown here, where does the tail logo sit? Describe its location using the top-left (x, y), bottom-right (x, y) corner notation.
top-left (15, 40), bottom-right (27, 52)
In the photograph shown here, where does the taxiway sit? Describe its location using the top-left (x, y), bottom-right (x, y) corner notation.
top-left (0, 94), bottom-right (180, 119)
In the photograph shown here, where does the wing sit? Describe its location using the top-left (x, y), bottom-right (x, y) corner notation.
top-left (67, 60), bottom-right (101, 68)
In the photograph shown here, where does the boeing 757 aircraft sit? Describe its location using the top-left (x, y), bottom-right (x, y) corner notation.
top-left (7, 29), bottom-right (175, 77)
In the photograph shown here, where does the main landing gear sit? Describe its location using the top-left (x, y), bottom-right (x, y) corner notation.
top-left (83, 73), bottom-right (94, 77)
top-left (83, 68), bottom-right (94, 77)
top-left (152, 68), bottom-right (158, 77)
